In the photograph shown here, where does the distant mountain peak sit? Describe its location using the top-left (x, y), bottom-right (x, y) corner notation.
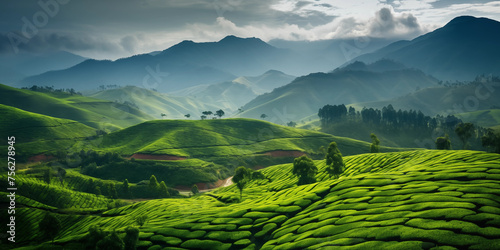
top-left (444, 15), bottom-right (499, 27)
top-left (219, 35), bottom-right (265, 44)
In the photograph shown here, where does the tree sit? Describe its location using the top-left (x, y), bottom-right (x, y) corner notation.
top-left (201, 115), bottom-right (207, 120)
top-left (160, 113), bottom-right (167, 119)
top-left (123, 226), bottom-right (139, 250)
top-left (135, 215), bottom-right (148, 227)
top-left (202, 111), bottom-right (213, 118)
top-left (325, 142), bottom-right (344, 178)
top-left (292, 155), bottom-right (317, 185)
top-left (287, 121), bottom-right (297, 127)
top-left (436, 134), bottom-right (451, 150)
top-left (57, 167), bottom-right (66, 186)
top-left (455, 122), bottom-right (475, 149)
top-left (184, 114), bottom-right (191, 119)
top-left (370, 133), bottom-right (380, 153)
top-left (149, 175), bottom-right (159, 194)
top-left (482, 129), bottom-right (500, 153)
top-left (96, 230), bottom-right (124, 250)
top-left (159, 181), bottom-right (170, 198)
top-left (39, 212), bottom-right (61, 242)
top-left (260, 114), bottom-right (268, 119)
top-left (191, 184), bottom-right (199, 195)
top-left (122, 179), bottom-right (130, 198)
top-left (43, 168), bottom-right (52, 185)
top-left (215, 109), bottom-right (225, 119)
top-left (109, 183), bottom-right (118, 199)
top-left (85, 225), bottom-right (106, 249)
top-left (233, 166), bottom-right (252, 201)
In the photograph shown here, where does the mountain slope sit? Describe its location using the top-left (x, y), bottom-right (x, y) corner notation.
top-left (237, 64), bottom-right (437, 122)
top-left (0, 104), bottom-right (96, 158)
top-left (0, 84), bottom-right (153, 131)
top-left (90, 86), bottom-right (220, 119)
top-left (350, 16), bottom-right (500, 81)
top-left (18, 36), bottom-right (309, 92)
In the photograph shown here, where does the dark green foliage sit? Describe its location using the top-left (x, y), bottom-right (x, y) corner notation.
top-left (482, 129), bottom-right (500, 153)
top-left (38, 212), bottom-right (61, 242)
top-left (43, 168), bottom-right (52, 185)
top-left (122, 179), bottom-right (130, 198)
top-left (149, 175), bottom-right (159, 193)
top-left (455, 122), bottom-right (475, 149)
top-left (436, 134), bottom-right (452, 150)
top-left (85, 225), bottom-right (107, 248)
top-left (192, 184), bottom-right (199, 195)
top-left (287, 121), bottom-right (297, 127)
top-left (292, 155), bottom-right (317, 185)
top-left (96, 230), bottom-right (124, 250)
top-left (252, 171), bottom-right (265, 180)
top-left (136, 215), bottom-right (148, 227)
top-left (159, 181), bottom-right (170, 198)
top-left (57, 167), bottom-right (66, 186)
top-left (370, 133), bottom-right (380, 153)
top-left (109, 183), bottom-right (118, 199)
top-left (95, 186), bottom-right (102, 196)
top-left (325, 142), bottom-right (344, 178)
top-left (215, 109), bottom-right (225, 119)
top-left (123, 226), bottom-right (139, 250)
top-left (233, 166), bottom-right (252, 201)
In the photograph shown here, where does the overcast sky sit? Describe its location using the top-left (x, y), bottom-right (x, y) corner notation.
top-left (1, 0), bottom-right (500, 59)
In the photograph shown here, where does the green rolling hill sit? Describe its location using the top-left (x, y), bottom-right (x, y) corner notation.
top-left (90, 86), bottom-right (220, 119)
top-left (0, 84), bottom-right (154, 131)
top-left (0, 104), bottom-right (96, 159)
top-left (98, 118), bottom-right (411, 158)
top-left (8, 150), bottom-right (500, 249)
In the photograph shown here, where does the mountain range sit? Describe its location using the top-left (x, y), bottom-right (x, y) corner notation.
top-left (348, 16), bottom-right (500, 81)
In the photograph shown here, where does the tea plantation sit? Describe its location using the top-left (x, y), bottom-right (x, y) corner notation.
top-left (9, 150), bottom-right (500, 249)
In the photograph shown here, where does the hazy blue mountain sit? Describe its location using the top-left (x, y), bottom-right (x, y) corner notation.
top-left (269, 37), bottom-right (398, 71)
top-left (18, 36), bottom-right (313, 92)
top-left (0, 50), bottom-right (87, 84)
top-left (348, 16), bottom-right (500, 81)
top-left (170, 70), bottom-right (296, 113)
top-left (237, 61), bottom-right (438, 122)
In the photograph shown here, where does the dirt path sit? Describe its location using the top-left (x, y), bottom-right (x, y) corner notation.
top-left (176, 176), bottom-right (233, 196)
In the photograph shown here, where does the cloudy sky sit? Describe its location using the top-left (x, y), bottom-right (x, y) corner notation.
top-left (1, 0), bottom-right (500, 59)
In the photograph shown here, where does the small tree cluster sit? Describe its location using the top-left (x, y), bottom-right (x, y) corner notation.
top-left (370, 133), bottom-right (380, 153)
top-left (325, 142), bottom-right (344, 178)
top-left (293, 156), bottom-right (317, 185)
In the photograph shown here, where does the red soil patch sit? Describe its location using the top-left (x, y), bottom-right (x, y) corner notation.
top-left (128, 153), bottom-right (187, 161)
top-left (28, 154), bottom-right (54, 163)
top-left (263, 150), bottom-right (306, 157)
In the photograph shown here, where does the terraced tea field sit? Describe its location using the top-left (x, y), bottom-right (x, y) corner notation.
top-left (13, 150), bottom-right (500, 249)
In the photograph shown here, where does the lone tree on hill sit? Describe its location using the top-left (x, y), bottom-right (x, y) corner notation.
top-left (292, 155), bottom-right (317, 185)
top-left (260, 114), bottom-right (268, 119)
top-left (159, 181), bottom-right (170, 198)
top-left (482, 129), bottom-right (500, 153)
top-left (201, 115), bottom-right (207, 120)
top-left (191, 184), bottom-right (199, 195)
top-left (161, 113), bottom-right (166, 119)
top-left (325, 142), bottom-right (344, 178)
top-left (39, 212), bottom-right (61, 243)
top-left (202, 111), bottom-right (213, 119)
top-left (215, 109), bottom-right (225, 119)
top-left (149, 175), bottom-right (159, 196)
top-left (455, 122), bottom-right (475, 149)
top-left (370, 133), bottom-right (380, 153)
top-left (233, 166), bottom-right (252, 201)
top-left (184, 114), bottom-right (191, 119)
top-left (436, 134), bottom-right (452, 150)
top-left (287, 121), bottom-right (297, 127)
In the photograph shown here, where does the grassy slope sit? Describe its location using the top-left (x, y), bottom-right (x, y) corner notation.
top-left (0, 104), bottom-right (96, 157)
top-left (14, 150), bottom-right (500, 249)
top-left (99, 118), bottom-right (410, 157)
top-left (90, 86), bottom-right (220, 119)
top-left (0, 84), bottom-right (154, 131)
